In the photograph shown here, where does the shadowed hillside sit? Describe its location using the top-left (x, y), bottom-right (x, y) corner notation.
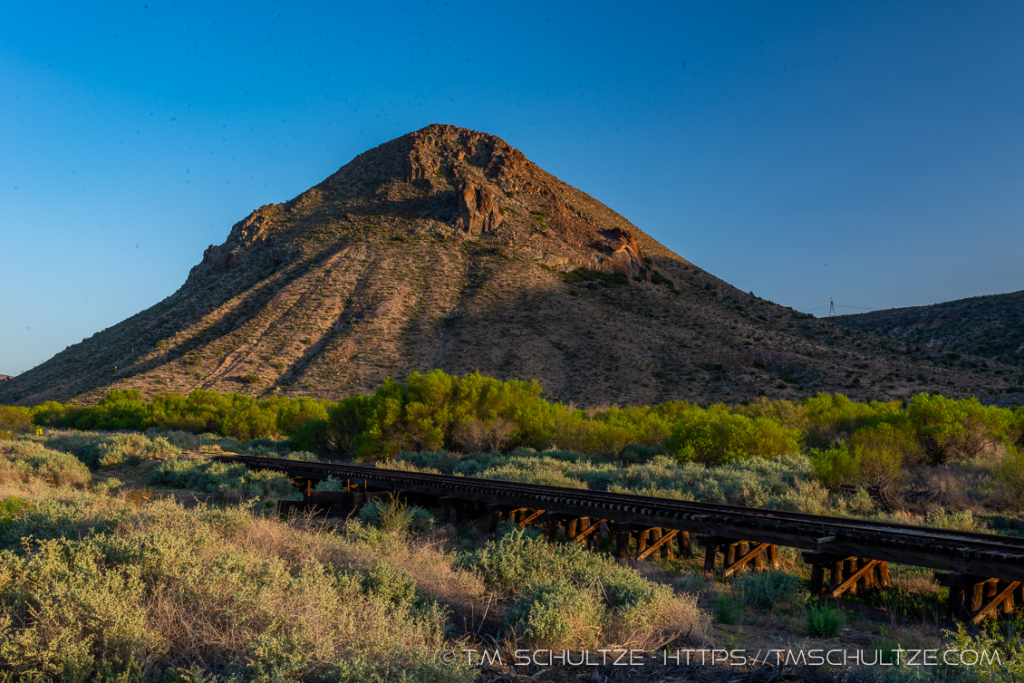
top-left (836, 291), bottom-right (1024, 377)
top-left (2, 124), bottom-right (1020, 407)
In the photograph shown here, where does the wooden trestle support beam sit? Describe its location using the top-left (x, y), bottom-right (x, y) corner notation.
top-left (700, 536), bottom-right (780, 578)
top-left (484, 507), bottom-right (693, 560)
top-left (936, 573), bottom-right (1024, 625)
top-left (803, 552), bottom-right (891, 599)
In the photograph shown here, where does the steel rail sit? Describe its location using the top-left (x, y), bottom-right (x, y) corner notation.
top-left (218, 455), bottom-right (1024, 582)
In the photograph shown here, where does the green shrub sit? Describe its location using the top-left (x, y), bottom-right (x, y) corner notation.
top-left (0, 496), bottom-right (32, 529)
top-left (850, 422), bottom-right (918, 490)
top-left (996, 447), bottom-right (1024, 505)
top-left (715, 590), bottom-right (743, 624)
top-left (276, 398), bottom-right (329, 436)
top-left (289, 419), bottom-right (329, 452)
top-left (361, 560), bottom-right (419, 608)
top-left (806, 603), bottom-right (844, 637)
top-left (874, 627), bottom-right (912, 665)
top-left (666, 407), bottom-right (801, 465)
top-left (358, 497), bottom-right (434, 535)
top-left (0, 405), bottom-right (33, 433)
top-left (908, 393), bottom-right (1019, 465)
top-left (740, 570), bottom-right (801, 609)
top-left (222, 404), bottom-right (279, 441)
top-left (809, 443), bottom-right (859, 491)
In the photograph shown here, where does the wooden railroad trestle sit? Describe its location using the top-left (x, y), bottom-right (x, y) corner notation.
top-left (257, 463), bottom-right (1024, 625)
top-left (484, 506), bottom-right (694, 559)
top-left (936, 574), bottom-right (1024, 625)
top-left (803, 552), bottom-right (891, 598)
top-left (700, 536), bottom-right (780, 577)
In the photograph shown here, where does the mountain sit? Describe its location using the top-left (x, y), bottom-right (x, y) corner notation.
top-left (835, 291), bottom-right (1024, 373)
top-left (2, 124), bottom-right (1020, 407)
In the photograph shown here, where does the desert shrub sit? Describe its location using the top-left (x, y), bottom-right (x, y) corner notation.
top-left (359, 497), bottom-right (434, 535)
top-left (37, 432), bottom-right (183, 471)
top-left (395, 449), bottom-right (464, 474)
top-left (96, 432), bottom-right (151, 468)
top-left (562, 268), bottom-right (628, 287)
top-left (619, 443), bottom-right (663, 465)
top-left (740, 570), bottom-right (801, 609)
top-left (506, 578), bottom-right (608, 648)
top-left (609, 455), bottom-right (815, 510)
top-left (39, 430), bottom-right (109, 468)
top-left (0, 441), bottom-right (92, 488)
top-left (465, 528), bottom-right (706, 649)
top-left (158, 429), bottom-right (200, 451)
top-left (94, 478), bottom-right (124, 496)
top-left (925, 507), bottom-right (981, 532)
top-left (0, 491), bottom-right (473, 682)
top-left (150, 458), bottom-right (295, 498)
top-left (806, 602), bottom-right (844, 637)
top-left (361, 560), bottom-right (420, 608)
top-left (472, 457), bottom-right (592, 489)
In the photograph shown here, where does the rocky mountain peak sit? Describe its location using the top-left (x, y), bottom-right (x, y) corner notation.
top-left (8, 124), bottom-right (1014, 409)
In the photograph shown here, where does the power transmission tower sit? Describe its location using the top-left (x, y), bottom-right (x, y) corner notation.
top-left (829, 298), bottom-right (835, 317)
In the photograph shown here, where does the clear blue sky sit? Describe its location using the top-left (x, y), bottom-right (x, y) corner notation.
top-left (2, 1), bottom-right (1022, 376)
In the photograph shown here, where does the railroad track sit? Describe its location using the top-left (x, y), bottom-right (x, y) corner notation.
top-left (218, 454), bottom-right (1024, 586)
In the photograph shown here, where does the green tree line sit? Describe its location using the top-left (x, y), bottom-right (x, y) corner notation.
top-left (2, 372), bottom-right (1022, 486)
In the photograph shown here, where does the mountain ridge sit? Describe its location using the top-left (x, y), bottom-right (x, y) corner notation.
top-left (2, 124), bottom-right (1020, 407)
top-left (835, 290), bottom-right (1024, 373)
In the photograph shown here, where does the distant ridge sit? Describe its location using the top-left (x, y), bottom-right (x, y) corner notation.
top-left (1, 124), bottom-right (1019, 407)
top-left (836, 290), bottom-right (1024, 371)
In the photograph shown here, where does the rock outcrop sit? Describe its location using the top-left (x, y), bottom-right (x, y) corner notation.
top-left (455, 180), bottom-right (502, 235)
top-left (593, 228), bottom-right (648, 279)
